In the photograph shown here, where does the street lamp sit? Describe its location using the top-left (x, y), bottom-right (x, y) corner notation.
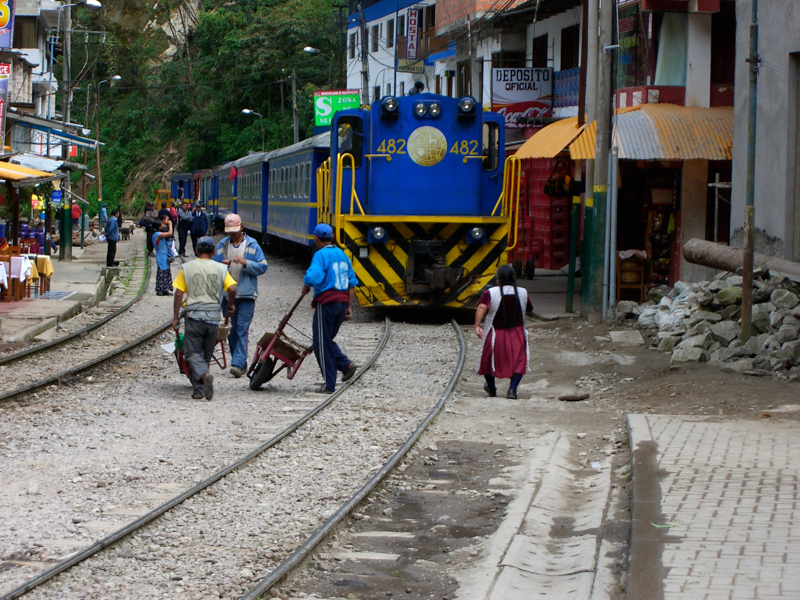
top-left (304, 46), bottom-right (334, 88)
top-left (95, 75), bottom-right (121, 208)
top-left (242, 109), bottom-right (264, 152)
top-left (56, 0), bottom-right (102, 261)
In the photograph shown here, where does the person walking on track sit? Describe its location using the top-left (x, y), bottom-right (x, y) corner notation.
top-left (177, 200), bottom-right (193, 257)
top-left (153, 213), bottom-right (174, 296)
top-left (474, 264), bottom-right (533, 399)
top-left (104, 208), bottom-right (120, 267)
top-left (301, 223), bottom-right (358, 394)
top-left (173, 236), bottom-right (237, 400)
top-left (190, 203), bottom-right (208, 253)
top-left (213, 213), bottom-right (268, 378)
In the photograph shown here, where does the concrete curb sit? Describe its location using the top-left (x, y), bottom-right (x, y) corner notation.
top-left (4, 317), bottom-right (59, 343)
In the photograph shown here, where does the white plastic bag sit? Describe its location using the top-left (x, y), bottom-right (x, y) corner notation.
top-left (98, 234), bottom-right (106, 242)
top-left (637, 306), bottom-right (659, 329)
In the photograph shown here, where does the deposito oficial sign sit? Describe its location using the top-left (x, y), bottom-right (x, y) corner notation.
top-left (313, 90), bottom-right (360, 127)
top-left (491, 67), bottom-right (553, 129)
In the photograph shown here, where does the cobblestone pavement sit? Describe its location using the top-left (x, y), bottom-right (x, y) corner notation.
top-left (628, 414), bottom-right (800, 600)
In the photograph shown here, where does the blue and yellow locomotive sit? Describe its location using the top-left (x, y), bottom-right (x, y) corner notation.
top-left (319, 93), bottom-right (520, 308)
top-left (171, 93), bottom-right (520, 308)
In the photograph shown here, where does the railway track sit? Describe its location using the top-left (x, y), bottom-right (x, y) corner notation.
top-left (0, 252), bottom-right (161, 403)
top-left (1, 319), bottom-right (465, 600)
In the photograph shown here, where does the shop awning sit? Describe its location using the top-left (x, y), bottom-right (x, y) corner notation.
top-left (0, 161), bottom-right (64, 188)
top-left (515, 117), bottom-right (586, 159)
top-left (569, 103), bottom-right (734, 161)
top-left (14, 122), bottom-right (100, 150)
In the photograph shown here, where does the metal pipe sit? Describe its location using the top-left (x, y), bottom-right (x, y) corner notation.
top-left (602, 149), bottom-right (612, 318)
top-left (741, 0), bottom-right (759, 342)
top-left (683, 237), bottom-right (800, 280)
top-left (608, 146), bottom-right (619, 318)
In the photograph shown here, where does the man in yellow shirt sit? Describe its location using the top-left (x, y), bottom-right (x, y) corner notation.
top-left (172, 236), bottom-right (237, 400)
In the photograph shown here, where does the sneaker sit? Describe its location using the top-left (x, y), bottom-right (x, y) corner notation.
top-left (507, 389), bottom-right (518, 400)
top-left (483, 383), bottom-right (497, 398)
top-left (314, 386), bottom-right (334, 394)
top-left (230, 366), bottom-right (243, 378)
top-left (342, 363), bottom-right (357, 382)
top-left (203, 373), bottom-right (214, 400)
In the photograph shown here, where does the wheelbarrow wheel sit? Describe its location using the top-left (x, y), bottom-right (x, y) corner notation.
top-left (249, 357), bottom-right (276, 390)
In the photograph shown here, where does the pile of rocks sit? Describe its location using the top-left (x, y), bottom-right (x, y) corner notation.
top-left (616, 271), bottom-right (800, 375)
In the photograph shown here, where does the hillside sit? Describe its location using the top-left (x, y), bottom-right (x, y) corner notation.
top-left (73, 0), bottom-right (338, 213)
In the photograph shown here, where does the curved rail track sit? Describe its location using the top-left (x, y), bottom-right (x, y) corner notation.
top-left (0, 252), bottom-right (150, 367)
top-left (0, 254), bottom-right (172, 403)
top-left (1, 318), bottom-right (466, 600)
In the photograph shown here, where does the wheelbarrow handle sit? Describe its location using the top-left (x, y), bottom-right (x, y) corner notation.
top-left (278, 293), bottom-right (307, 329)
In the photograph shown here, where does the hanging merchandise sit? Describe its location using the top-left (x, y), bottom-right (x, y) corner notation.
top-left (543, 158), bottom-right (572, 198)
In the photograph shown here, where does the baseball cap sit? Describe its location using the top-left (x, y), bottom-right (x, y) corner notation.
top-left (313, 223), bottom-right (333, 240)
top-left (196, 236), bottom-right (216, 254)
top-left (224, 213), bottom-right (242, 232)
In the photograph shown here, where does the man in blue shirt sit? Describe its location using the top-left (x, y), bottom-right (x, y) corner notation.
top-left (99, 203), bottom-right (108, 230)
top-left (105, 208), bottom-right (120, 267)
top-left (213, 213), bottom-right (268, 377)
top-left (301, 223), bottom-right (358, 393)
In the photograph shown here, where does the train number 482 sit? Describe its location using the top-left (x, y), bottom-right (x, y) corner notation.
top-left (450, 140), bottom-right (479, 155)
top-left (376, 139), bottom-right (406, 154)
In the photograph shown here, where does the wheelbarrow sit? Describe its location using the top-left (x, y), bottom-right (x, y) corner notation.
top-left (171, 315), bottom-right (231, 378)
top-left (247, 293), bottom-right (313, 390)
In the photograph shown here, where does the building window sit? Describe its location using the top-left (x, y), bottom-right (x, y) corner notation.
top-left (398, 15), bottom-right (405, 39)
top-left (387, 18), bottom-right (394, 48)
top-left (424, 5), bottom-right (435, 30)
top-left (13, 17), bottom-right (36, 49)
top-left (531, 34), bottom-right (548, 68)
top-left (349, 32), bottom-right (356, 60)
top-left (386, 83), bottom-right (392, 96)
top-left (399, 81), bottom-right (405, 96)
top-left (492, 51), bottom-right (525, 68)
top-left (373, 85), bottom-right (380, 102)
top-left (560, 24), bottom-right (580, 70)
top-left (371, 25), bottom-right (379, 52)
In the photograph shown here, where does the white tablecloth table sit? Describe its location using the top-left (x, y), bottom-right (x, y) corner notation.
top-left (0, 256), bottom-right (32, 300)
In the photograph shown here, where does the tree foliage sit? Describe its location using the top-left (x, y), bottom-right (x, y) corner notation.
top-left (71, 0), bottom-right (340, 211)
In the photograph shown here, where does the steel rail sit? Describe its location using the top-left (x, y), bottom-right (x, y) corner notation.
top-left (0, 317), bottom-right (172, 404)
top-left (1, 316), bottom-right (391, 600)
top-left (242, 319), bottom-right (466, 600)
top-left (0, 251), bottom-right (151, 367)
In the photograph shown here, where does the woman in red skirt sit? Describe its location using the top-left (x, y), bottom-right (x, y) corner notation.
top-left (475, 265), bottom-right (533, 399)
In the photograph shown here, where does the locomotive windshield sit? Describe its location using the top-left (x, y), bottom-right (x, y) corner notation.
top-left (337, 117), bottom-right (363, 168)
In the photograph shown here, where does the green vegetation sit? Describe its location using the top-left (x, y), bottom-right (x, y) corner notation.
top-left (68, 0), bottom-right (340, 213)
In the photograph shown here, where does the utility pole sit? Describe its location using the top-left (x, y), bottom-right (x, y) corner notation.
top-left (291, 67), bottom-right (299, 144)
top-left (587, 0), bottom-right (613, 323)
top-left (360, 3), bottom-right (369, 105)
top-left (60, 8), bottom-right (73, 261)
top-left (741, 0), bottom-right (760, 342)
top-left (279, 70), bottom-right (287, 147)
top-left (334, 3), bottom-right (347, 89)
top-left (567, 0), bottom-right (592, 313)
top-left (580, 0), bottom-right (599, 315)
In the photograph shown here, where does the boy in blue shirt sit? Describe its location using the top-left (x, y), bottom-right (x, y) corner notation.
top-left (301, 223), bottom-right (358, 393)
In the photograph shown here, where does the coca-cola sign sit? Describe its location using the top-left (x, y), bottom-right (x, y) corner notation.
top-left (492, 67), bottom-right (553, 129)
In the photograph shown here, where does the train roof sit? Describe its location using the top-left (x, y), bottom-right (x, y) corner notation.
top-left (265, 131), bottom-right (330, 161)
top-left (233, 151), bottom-right (270, 169)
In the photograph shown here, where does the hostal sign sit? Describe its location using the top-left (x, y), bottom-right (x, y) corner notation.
top-left (491, 68), bottom-right (553, 129)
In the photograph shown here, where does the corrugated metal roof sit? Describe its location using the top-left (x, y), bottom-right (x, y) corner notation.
top-left (569, 106), bottom-right (641, 160)
top-left (569, 104), bottom-right (733, 161)
top-left (515, 117), bottom-right (586, 159)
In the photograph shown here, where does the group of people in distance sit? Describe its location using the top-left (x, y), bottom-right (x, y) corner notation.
top-left (163, 215), bottom-right (357, 402)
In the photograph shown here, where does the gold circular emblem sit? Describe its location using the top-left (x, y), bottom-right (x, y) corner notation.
top-left (407, 126), bottom-right (447, 167)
